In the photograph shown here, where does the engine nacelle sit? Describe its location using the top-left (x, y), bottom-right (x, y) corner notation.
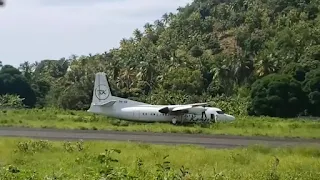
top-left (159, 107), bottom-right (169, 114)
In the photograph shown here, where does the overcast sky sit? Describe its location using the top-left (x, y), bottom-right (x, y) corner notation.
top-left (0, 0), bottom-right (191, 67)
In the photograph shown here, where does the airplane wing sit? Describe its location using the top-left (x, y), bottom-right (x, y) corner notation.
top-left (158, 102), bottom-right (208, 114)
top-left (171, 105), bottom-right (192, 112)
top-left (184, 102), bottom-right (208, 107)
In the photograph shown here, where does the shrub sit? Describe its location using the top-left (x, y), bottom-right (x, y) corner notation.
top-left (210, 95), bottom-right (249, 116)
top-left (248, 74), bottom-right (306, 118)
top-left (0, 94), bottom-right (25, 109)
top-left (302, 69), bottom-right (320, 116)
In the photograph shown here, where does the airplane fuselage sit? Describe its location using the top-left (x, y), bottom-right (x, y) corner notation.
top-left (119, 106), bottom-right (234, 123)
top-left (88, 98), bottom-right (235, 123)
top-left (87, 72), bottom-right (236, 124)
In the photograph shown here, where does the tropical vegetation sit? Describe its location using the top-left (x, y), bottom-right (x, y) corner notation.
top-left (1, 0), bottom-right (320, 118)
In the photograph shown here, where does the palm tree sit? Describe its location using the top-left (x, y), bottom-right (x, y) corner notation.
top-left (255, 53), bottom-right (279, 77)
top-left (161, 13), bottom-right (169, 24)
top-left (19, 61), bottom-right (33, 80)
top-left (133, 29), bottom-right (143, 42)
top-left (143, 23), bottom-right (154, 35)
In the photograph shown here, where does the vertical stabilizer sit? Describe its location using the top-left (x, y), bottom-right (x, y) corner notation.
top-left (91, 72), bottom-right (112, 105)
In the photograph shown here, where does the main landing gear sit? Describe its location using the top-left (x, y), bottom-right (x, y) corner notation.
top-left (171, 115), bottom-right (184, 125)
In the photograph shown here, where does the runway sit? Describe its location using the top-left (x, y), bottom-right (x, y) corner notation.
top-left (0, 127), bottom-right (319, 148)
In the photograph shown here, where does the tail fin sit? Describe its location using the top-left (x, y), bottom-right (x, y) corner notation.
top-left (91, 72), bottom-right (112, 105)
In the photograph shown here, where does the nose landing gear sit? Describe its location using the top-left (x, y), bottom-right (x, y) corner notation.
top-left (171, 117), bottom-right (177, 125)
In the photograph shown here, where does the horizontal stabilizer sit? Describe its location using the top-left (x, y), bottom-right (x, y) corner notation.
top-left (93, 100), bottom-right (117, 107)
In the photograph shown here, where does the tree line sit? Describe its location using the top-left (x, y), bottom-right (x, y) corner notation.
top-left (1, 0), bottom-right (320, 118)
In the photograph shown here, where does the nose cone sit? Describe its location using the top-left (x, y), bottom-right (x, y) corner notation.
top-left (225, 114), bottom-right (235, 121)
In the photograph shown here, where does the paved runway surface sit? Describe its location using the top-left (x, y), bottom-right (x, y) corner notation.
top-left (0, 127), bottom-right (320, 148)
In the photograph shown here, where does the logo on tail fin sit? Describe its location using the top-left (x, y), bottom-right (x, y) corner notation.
top-left (95, 84), bottom-right (110, 100)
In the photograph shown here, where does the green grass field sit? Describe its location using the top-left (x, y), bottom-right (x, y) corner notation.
top-left (1, 108), bottom-right (320, 139)
top-left (0, 138), bottom-right (319, 179)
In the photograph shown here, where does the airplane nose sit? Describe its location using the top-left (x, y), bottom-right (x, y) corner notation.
top-left (225, 114), bottom-right (235, 121)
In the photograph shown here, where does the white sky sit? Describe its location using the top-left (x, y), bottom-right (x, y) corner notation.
top-left (0, 0), bottom-right (192, 67)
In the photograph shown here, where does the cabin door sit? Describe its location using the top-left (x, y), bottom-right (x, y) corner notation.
top-left (133, 111), bottom-right (140, 120)
top-left (211, 113), bottom-right (217, 123)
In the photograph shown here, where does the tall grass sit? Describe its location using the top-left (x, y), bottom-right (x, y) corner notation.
top-left (0, 138), bottom-right (319, 179)
top-left (1, 108), bottom-right (320, 138)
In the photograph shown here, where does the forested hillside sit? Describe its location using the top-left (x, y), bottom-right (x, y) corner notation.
top-left (1, 0), bottom-right (320, 118)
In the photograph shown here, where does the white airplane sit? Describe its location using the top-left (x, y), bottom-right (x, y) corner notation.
top-left (87, 72), bottom-right (235, 124)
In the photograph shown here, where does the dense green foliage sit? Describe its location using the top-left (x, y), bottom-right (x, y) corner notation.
top-left (1, 0), bottom-right (320, 118)
top-left (303, 69), bottom-right (320, 116)
top-left (0, 66), bottom-right (37, 107)
top-left (0, 138), bottom-right (320, 179)
top-left (248, 74), bottom-right (306, 117)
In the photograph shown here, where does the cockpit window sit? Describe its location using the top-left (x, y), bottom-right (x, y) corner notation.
top-left (217, 111), bottom-right (224, 114)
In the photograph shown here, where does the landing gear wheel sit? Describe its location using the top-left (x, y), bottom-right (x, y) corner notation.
top-left (171, 118), bottom-right (177, 125)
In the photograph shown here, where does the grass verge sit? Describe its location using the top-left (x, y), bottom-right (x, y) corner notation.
top-left (1, 108), bottom-right (320, 139)
top-left (0, 138), bottom-right (320, 179)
